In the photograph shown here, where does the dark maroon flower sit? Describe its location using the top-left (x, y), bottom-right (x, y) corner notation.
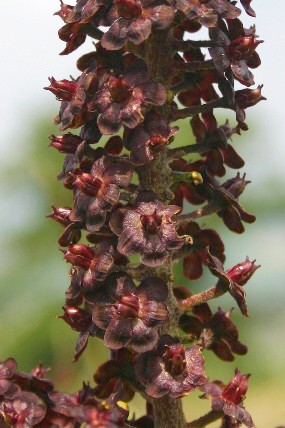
top-left (49, 133), bottom-right (83, 154)
top-left (203, 369), bottom-right (254, 427)
top-left (211, 173), bottom-right (256, 233)
top-left (101, 0), bottom-right (174, 51)
top-left (0, 358), bottom-right (19, 399)
top-left (124, 112), bottom-right (178, 165)
top-left (54, 1), bottom-right (74, 21)
top-left (48, 206), bottom-right (82, 247)
top-left (44, 77), bottom-right (79, 101)
top-left (179, 305), bottom-right (247, 361)
top-left (207, 250), bottom-right (260, 316)
top-left (0, 391), bottom-right (46, 427)
top-left (178, 221), bottom-right (225, 280)
top-left (64, 243), bottom-right (114, 288)
top-left (209, 29), bottom-right (262, 87)
top-left (51, 67), bottom-right (100, 132)
top-left (110, 198), bottom-right (184, 267)
top-left (175, 0), bottom-right (240, 28)
top-left (190, 113), bottom-right (244, 177)
top-left (48, 384), bottom-right (127, 427)
top-left (235, 85), bottom-right (266, 126)
top-left (92, 274), bottom-right (168, 352)
top-left (59, 306), bottom-right (99, 361)
top-left (136, 335), bottom-right (207, 398)
top-left (93, 349), bottom-right (136, 402)
top-left (70, 155), bottom-right (133, 232)
top-left (91, 60), bottom-right (167, 134)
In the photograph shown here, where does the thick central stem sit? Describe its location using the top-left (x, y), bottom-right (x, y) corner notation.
top-left (137, 29), bottom-right (187, 428)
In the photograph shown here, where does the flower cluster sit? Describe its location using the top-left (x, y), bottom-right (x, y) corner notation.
top-left (2, 0), bottom-right (270, 427)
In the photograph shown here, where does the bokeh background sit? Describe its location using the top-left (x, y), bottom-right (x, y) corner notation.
top-left (0, 1), bottom-right (284, 426)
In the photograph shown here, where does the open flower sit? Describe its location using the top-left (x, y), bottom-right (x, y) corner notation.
top-left (124, 112), bottom-right (178, 165)
top-left (136, 335), bottom-right (207, 398)
top-left (101, 0), bottom-right (174, 50)
top-left (93, 349), bottom-right (136, 403)
top-left (0, 391), bottom-right (46, 427)
top-left (190, 113), bottom-right (244, 177)
top-left (64, 243), bottom-right (114, 289)
top-left (91, 60), bottom-right (166, 134)
top-left (175, 0), bottom-right (240, 28)
top-left (213, 173), bottom-right (256, 234)
top-left (110, 197), bottom-right (184, 267)
top-left (92, 274), bottom-right (168, 352)
top-left (70, 155), bottom-right (133, 232)
top-left (179, 304), bottom-right (247, 361)
top-left (178, 221), bottom-right (225, 280)
top-left (209, 28), bottom-right (263, 87)
top-left (207, 250), bottom-right (260, 316)
top-left (203, 369), bottom-right (254, 427)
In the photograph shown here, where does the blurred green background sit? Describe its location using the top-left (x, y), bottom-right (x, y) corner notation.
top-left (0, 111), bottom-right (284, 427)
top-left (1, 1), bottom-right (285, 426)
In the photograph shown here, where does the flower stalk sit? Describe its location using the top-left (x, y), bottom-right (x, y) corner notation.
top-left (0, 1), bottom-right (269, 427)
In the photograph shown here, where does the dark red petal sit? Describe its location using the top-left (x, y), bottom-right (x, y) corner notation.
top-left (101, 19), bottom-right (128, 51)
top-left (140, 301), bottom-right (168, 327)
top-left (121, 102), bottom-right (144, 129)
top-left (104, 317), bottom-right (132, 349)
top-left (138, 277), bottom-right (168, 301)
top-left (183, 252), bottom-right (203, 280)
top-left (128, 18), bottom-right (152, 45)
top-left (131, 320), bottom-right (159, 353)
top-left (97, 104), bottom-right (122, 135)
top-left (222, 145), bottom-right (245, 169)
top-left (219, 207), bottom-right (245, 234)
top-left (93, 303), bottom-right (116, 329)
top-left (211, 340), bottom-right (234, 362)
top-left (231, 61), bottom-right (254, 87)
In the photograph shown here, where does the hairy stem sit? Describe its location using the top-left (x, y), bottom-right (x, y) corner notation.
top-left (177, 284), bottom-right (227, 310)
top-left (137, 29), bottom-right (187, 428)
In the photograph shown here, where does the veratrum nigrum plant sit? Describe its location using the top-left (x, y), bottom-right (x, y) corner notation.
top-left (2, 1), bottom-right (281, 427)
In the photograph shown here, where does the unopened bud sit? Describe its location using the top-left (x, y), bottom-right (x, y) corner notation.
top-left (64, 244), bottom-right (94, 269)
top-left (235, 85), bottom-right (266, 109)
top-left (226, 257), bottom-right (260, 286)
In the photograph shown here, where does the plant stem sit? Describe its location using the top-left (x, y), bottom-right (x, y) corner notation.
top-left (137, 28), bottom-right (187, 428)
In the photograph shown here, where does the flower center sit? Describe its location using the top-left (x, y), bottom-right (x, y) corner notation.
top-left (74, 173), bottom-right (103, 197)
top-left (115, 0), bottom-right (142, 20)
top-left (162, 344), bottom-right (187, 377)
top-left (116, 294), bottom-right (139, 318)
top-left (109, 76), bottom-right (132, 103)
top-left (140, 211), bottom-right (162, 234)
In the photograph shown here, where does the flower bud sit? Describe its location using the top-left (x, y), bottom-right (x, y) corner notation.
top-left (235, 85), bottom-right (266, 109)
top-left (47, 206), bottom-right (72, 226)
top-left (58, 305), bottom-right (92, 332)
top-left (226, 257), bottom-right (260, 286)
top-left (222, 369), bottom-right (250, 405)
top-left (54, 1), bottom-right (73, 21)
top-left (64, 244), bottom-right (94, 269)
top-left (49, 133), bottom-right (82, 154)
top-left (228, 35), bottom-right (263, 61)
top-left (44, 77), bottom-right (78, 101)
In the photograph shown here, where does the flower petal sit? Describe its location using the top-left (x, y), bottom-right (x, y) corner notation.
top-left (104, 318), bottom-right (132, 349)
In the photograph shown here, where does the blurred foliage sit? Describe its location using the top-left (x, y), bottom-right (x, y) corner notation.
top-left (0, 110), bottom-right (284, 427)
